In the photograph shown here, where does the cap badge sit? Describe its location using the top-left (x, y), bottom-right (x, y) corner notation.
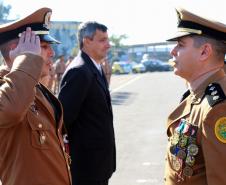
top-left (43, 12), bottom-right (52, 29)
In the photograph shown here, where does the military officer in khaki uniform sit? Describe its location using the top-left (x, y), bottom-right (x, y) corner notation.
top-left (165, 8), bottom-right (226, 184)
top-left (0, 8), bottom-right (71, 185)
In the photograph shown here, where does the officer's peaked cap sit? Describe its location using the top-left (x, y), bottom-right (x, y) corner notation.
top-left (0, 7), bottom-right (60, 45)
top-left (167, 7), bottom-right (226, 42)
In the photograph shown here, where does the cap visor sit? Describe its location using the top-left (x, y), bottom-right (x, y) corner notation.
top-left (39, 34), bottom-right (61, 44)
top-left (166, 31), bottom-right (192, 41)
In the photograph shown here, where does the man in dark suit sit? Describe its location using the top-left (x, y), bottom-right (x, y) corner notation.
top-left (58, 22), bottom-right (116, 185)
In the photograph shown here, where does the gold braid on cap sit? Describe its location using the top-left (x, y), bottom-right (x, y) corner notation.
top-left (18, 31), bottom-right (49, 37)
top-left (178, 28), bottom-right (202, 35)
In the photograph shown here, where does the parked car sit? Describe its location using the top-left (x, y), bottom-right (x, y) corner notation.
top-left (131, 62), bottom-right (146, 73)
top-left (141, 59), bottom-right (172, 72)
top-left (112, 61), bottom-right (132, 74)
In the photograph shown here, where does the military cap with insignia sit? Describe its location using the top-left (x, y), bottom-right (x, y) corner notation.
top-left (0, 7), bottom-right (60, 45)
top-left (167, 7), bottom-right (226, 42)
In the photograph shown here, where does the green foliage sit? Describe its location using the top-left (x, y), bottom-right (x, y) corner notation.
top-left (0, 2), bottom-right (11, 21)
top-left (109, 34), bottom-right (128, 62)
top-left (109, 34), bottom-right (128, 47)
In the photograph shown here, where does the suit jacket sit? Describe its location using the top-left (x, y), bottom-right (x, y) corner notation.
top-left (165, 69), bottom-right (226, 185)
top-left (59, 51), bottom-right (116, 182)
top-left (0, 54), bottom-right (71, 185)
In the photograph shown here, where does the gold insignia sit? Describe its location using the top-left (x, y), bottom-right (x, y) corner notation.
top-left (43, 12), bottom-right (52, 29)
top-left (215, 117), bottom-right (226, 143)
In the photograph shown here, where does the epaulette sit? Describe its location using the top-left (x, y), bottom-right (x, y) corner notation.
top-left (205, 83), bottom-right (226, 107)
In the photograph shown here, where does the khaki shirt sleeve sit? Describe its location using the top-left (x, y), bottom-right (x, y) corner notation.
top-left (0, 53), bottom-right (44, 128)
top-left (201, 103), bottom-right (226, 184)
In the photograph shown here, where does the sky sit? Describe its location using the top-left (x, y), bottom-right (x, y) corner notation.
top-left (1, 0), bottom-right (226, 45)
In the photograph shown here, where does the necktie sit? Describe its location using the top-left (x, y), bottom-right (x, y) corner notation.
top-left (99, 66), bottom-right (103, 76)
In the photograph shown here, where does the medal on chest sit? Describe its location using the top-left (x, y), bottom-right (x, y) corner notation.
top-left (169, 119), bottom-right (199, 182)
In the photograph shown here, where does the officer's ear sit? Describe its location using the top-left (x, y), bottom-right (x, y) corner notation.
top-left (83, 37), bottom-right (93, 46)
top-left (199, 43), bottom-right (212, 62)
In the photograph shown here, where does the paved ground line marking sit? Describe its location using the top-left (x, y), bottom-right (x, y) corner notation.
top-left (110, 75), bottom-right (144, 94)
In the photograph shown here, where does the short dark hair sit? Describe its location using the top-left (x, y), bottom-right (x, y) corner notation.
top-left (78, 21), bottom-right (108, 49)
top-left (192, 35), bottom-right (226, 60)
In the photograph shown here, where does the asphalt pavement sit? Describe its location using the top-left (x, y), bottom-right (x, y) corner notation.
top-left (109, 72), bottom-right (186, 185)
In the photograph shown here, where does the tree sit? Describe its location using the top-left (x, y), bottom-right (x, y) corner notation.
top-left (109, 34), bottom-right (128, 48)
top-left (109, 34), bottom-right (128, 62)
top-left (0, 2), bottom-right (11, 21)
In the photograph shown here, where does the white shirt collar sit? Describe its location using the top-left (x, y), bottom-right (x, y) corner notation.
top-left (90, 57), bottom-right (102, 73)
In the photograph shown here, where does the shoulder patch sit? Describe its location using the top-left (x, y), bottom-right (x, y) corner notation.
top-left (215, 117), bottom-right (226, 143)
top-left (205, 83), bottom-right (225, 107)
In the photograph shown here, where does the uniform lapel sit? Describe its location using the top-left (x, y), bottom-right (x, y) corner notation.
top-left (96, 70), bottom-right (108, 93)
top-left (167, 94), bottom-right (192, 130)
top-left (36, 86), bottom-right (56, 122)
top-left (36, 84), bottom-right (63, 127)
top-left (81, 51), bottom-right (112, 114)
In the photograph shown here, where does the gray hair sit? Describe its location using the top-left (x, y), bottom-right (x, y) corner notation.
top-left (78, 21), bottom-right (108, 49)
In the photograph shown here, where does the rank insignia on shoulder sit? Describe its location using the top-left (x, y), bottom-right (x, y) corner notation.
top-left (205, 83), bottom-right (226, 107)
top-left (215, 117), bottom-right (226, 143)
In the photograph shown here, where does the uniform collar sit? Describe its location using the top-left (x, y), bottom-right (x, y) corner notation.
top-left (167, 69), bottom-right (226, 132)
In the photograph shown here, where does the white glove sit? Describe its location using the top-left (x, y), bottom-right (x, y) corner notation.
top-left (9, 27), bottom-right (41, 61)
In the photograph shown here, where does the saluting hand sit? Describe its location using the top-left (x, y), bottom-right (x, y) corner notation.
top-left (9, 27), bottom-right (41, 61)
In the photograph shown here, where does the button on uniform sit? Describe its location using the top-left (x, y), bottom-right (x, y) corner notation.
top-left (39, 133), bottom-right (46, 144)
top-left (38, 123), bottom-right (43, 128)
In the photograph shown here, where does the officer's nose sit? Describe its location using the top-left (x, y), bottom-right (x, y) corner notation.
top-left (106, 41), bottom-right (111, 49)
top-left (49, 46), bottom-right (55, 57)
top-left (170, 46), bottom-right (177, 57)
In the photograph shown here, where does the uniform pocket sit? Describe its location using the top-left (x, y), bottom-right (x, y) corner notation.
top-left (27, 112), bottom-right (51, 149)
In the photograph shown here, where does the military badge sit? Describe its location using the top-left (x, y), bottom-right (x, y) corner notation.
top-left (185, 155), bottom-right (195, 166)
top-left (172, 155), bottom-right (181, 171)
top-left (187, 144), bottom-right (199, 156)
top-left (169, 119), bottom-right (199, 182)
top-left (179, 135), bottom-right (188, 147)
top-left (215, 117), bottom-right (226, 143)
top-left (177, 149), bottom-right (186, 159)
top-left (43, 12), bottom-right (52, 29)
top-left (30, 102), bottom-right (38, 115)
top-left (171, 132), bottom-right (180, 145)
top-left (183, 166), bottom-right (193, 177)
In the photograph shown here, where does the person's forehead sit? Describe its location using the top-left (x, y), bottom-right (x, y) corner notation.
top-left (177, 36), bottom-right (193, 43)
top-left (41, 41), bottom-right (49, 45)
top-left (40, 41), bottom-right (51, 48)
